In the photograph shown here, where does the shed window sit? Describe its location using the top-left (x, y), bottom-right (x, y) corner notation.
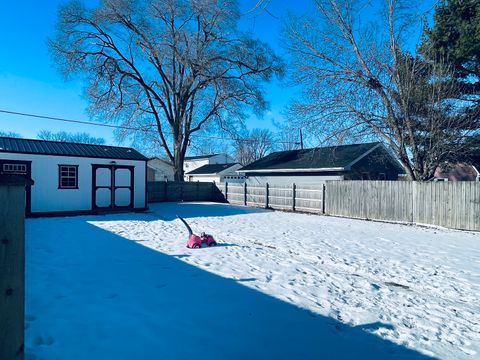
top-left (3, 163), bottom-right (27, 173)
top-left (59, 165), bottom-right (78, 189)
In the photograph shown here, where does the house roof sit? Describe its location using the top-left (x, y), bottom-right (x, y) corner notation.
top-left (186, 163), bottom-right (239, 175)
top-left (0, 136), bottom-right (147, 161)
top-left (238, 142), bottom-right (382, 173)
top-left (184, 154), bottom-right (218, 161)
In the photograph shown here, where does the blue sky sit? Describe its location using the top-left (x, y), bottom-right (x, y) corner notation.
top-left (0, 0), bottom-right (308, 146)
top-left (0, 0), bottom-right (434, 149)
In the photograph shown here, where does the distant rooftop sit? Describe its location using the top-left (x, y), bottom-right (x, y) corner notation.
top-left (184, 154), bottom-right (218, 161)
top-left (239, 143), bottom-right (382, 172)
top-left (186, 163), bottom-right (239, 175)
top-left (0, 136), bottom-right (147, 161)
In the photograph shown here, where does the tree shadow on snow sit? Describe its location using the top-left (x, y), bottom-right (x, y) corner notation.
top-left (25, 217), bottom-right (436, 360)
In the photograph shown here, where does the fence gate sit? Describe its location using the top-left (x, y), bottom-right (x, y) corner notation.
top-left (92, 165), bottom-right (134, 210)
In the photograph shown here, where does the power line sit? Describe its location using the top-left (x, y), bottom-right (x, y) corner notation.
top-left (0, 108), bottom-right (299, 145)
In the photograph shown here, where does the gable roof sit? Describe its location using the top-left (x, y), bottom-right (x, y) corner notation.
top-left (238, 142), bottom-right (382, 173)
top-left (186, 163), bottom-right (240, 175)
top-left (184, 154), bottom-right (218, 161)
top-left (0, 136), bottom-right (147, 161)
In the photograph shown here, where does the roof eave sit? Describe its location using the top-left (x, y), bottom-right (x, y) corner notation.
top-left (237, 167), bottom-right (346, 173)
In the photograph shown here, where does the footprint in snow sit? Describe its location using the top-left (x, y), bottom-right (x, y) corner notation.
top-left (34, 336), bottom-right (55, 346)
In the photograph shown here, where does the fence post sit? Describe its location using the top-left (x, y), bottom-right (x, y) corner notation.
top-left (412, 181), bottom-right (417, 223)
top-left (1, 176), bottom-right (32, 360)
top-left (225, 181), bottom-right (228, 202)
top-left (244, 182), bottom-right (247, 206)
top-left (211, 181), bottom-right (215, 201)
top-left (322, 183), bottom-right (326, 214)
top-left (265, 183), bottom-right (269, 209)
top-left (292, 183), bottom-right (296, 211)
top-left (196, 181), bottom-right (199, 201)
top-left (164, 180), bottom-right (168, 202)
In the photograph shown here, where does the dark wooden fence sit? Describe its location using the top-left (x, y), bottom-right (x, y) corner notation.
top-left (0, 176), bottom-right (31, 360)
top-left (147, 181), bottom-right (225, 203)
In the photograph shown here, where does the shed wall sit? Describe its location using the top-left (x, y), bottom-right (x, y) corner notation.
top-left (0, 153), bottom-right (146, 213)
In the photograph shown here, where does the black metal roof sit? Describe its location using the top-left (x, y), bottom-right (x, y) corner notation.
top-left (186, 163), bottom-right (239, 175)
top-left (0, 136), bottom-right (147, 161)
top-left (239, 142), bottom-right (381, 171)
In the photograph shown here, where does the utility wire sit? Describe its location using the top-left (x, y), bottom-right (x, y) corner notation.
top-left (0, 108), bottom-right (299, 145)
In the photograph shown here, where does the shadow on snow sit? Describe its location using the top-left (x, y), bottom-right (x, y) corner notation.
top-left (25, 213), bottom-right (435, 360)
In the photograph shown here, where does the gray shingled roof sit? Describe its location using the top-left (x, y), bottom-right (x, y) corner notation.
top-left (186, 163), bottom-right (239, 175)
top-left (239, 143), bottom-right (381, 172)
top-left (0, 137), bottom-right (147, 161)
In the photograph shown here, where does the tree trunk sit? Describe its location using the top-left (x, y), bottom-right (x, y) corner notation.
top-left (173, 141), bottom-right (185, 182)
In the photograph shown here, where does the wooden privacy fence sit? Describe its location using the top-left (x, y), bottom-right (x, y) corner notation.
top-left (218, 182), bottom-right (325, 213)
top-left (325, 181), bottom-right (480, 231)
top-left (218, 181), bottom-right (480, 231)
top-left (147, 181), bottom-right (224, 203)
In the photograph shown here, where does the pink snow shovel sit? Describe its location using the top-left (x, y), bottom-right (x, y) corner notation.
top-left (177, 216), bottom-right (217, 249)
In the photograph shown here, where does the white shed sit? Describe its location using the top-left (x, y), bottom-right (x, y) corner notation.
top-left (0, 136), bottom-right (148, 216)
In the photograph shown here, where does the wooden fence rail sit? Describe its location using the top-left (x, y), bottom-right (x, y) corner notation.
top-left (218, 181), bottom-right (480, 231)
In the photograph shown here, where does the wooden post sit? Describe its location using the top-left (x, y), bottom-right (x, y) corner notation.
top-left (265, 183), bottom-right (269, 209)
top-left (292, 183), bottom-right (296, 211)
top-left (164, 179), bottom-right (168, 202)
top-left (0, 175), bottom-right (32, 360)
top-left (225, 181), bottom-right (228, 202)
top-left (322, 183), bottom-right (326, 214)
top-left (244, 182), bottom-right (247, 206)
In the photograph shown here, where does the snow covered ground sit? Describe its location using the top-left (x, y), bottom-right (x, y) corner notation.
top-left (25, 202), bottom-right (480, 359)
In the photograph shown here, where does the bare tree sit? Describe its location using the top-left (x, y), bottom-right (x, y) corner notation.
top-left (50, 0), bottom-right (283, 180)
top-left (38, 130), bottom-right (106, 144)
top-left (272, 125), bottom-right (300, 151)
top-left (234, 128), bottom-right (276, 165)
top-left (0, 131), bottom-right (22, 138)
top-left (284, 0), bottom-right (479, 180)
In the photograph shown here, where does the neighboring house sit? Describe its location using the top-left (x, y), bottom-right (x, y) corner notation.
top-left (184, 153), bottom-right (235, 180)
top-left (238, 142), bottom-right (404, 185)
top-left (0, 136), bottom-right (148, 216)
top-left (434, 160), bottom-right (480, 181)
top-left (185, 163), bottom-right (243, 183)
top-left (147, 157), bottom-right (174, 181)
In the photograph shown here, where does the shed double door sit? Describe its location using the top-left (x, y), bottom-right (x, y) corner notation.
top-left (92, 165), bottom-right (134, 210)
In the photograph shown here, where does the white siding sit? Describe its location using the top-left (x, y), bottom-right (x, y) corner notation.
top-left (183, 159), bottom-right (209, 177)
top-left (187, 175), bottom-right (221, 183)
top-left (0, 152), bottom-right (146, 213)
top-left (147, 159), bottom-right (174, 181)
